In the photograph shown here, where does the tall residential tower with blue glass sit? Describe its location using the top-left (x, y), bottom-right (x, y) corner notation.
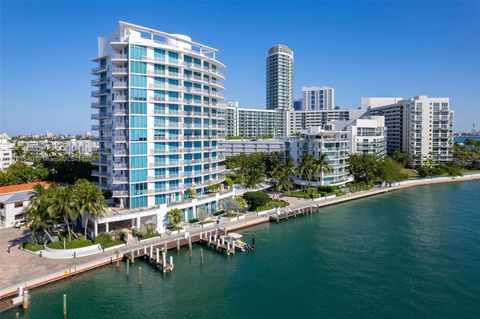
top-left (89, 22), bottom-right (231, 235)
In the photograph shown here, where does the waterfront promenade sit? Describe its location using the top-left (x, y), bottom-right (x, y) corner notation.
top-left (1, 173), bottom-right (479, 299)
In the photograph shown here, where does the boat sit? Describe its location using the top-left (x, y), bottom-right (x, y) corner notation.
top-left (221, 233), bottom-right (254, 252)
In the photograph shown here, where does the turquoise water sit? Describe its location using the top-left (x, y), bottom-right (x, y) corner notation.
top-left (454, 136), bottom-right (480, 144)
top-left (4, 182), bottom-right (480, 319)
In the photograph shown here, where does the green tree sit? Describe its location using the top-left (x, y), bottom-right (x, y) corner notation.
top-left (186, 188), bottom-right (196, 198)
top-left (24, 184), bottom-right (56, 242)
top-left (348, 154), bottom-right (379, 184)
top-left (298, 154), bottom-right (315, 188)
top-left (12, 144), bottom-right (25, 161)
top-left (206, 183), bottom-right (221, 193)
top-left (167, 208), bottom-right (183, 226)
top-left (377, 157), bottom-right (407, 185)
top-left (234, 196), bottom-right (247, 212)
top-left (47, 187), bottom-right (78, 241)
top-left (313, 154), bottom-right (332, 181)
top-left (74, 179), bottom-right (106, 238)
top-left (243, 191), bottom-right (271, 211)
top-left (392, 151), bottom-right (408, 166)
top-left (224, 176), bottom-right (234, 189)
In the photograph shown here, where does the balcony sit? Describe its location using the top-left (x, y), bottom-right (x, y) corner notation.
top-left (111, 54), bottom-right (128, 65)
top-left (113, 95), bottom-right (128, 103)
top-left (149, 96), bottom-right (166, 103)
top-left (91, 89), bottom-right (109, 97)
top-left (113, 108), bottom-right (128, 116)
top-left (91, 78), bottom-right (109, 86)
top-left (114, 136), bottom-right (127, 143)
top-left (113, 82), bottom-right (128, 89)
top-left (91, 113), bottom-right (112, 120)
top-left (91, 124), bottom-right (112, 131)
top-left (114, 149), bottom-right (128, 156)
top-left (113, 176), bottom-right (128, 184)
top-left (111, 67), bottom-right (128, 77)
top-left (112, 190), bottom-right (129, 197)
top-left (113, 163), bottom-right (128, 170)
top-left (114, 122), bottom-right (127, 129)
top-left (91, 65), bottom-right (108, 75)
top-left (91, 101), bottom-right (110, 109)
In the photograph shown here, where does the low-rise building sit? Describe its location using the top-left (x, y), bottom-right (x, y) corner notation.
top-left (220, 139), bottom-right (285, 157)
top-left (331, 116), bottom-right (386, 157)
top-left (286, 127), bottom-right (350, 187)
top-left (0, 182), bottom-right (49, 228)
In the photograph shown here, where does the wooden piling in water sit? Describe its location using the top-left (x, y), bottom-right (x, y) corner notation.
top-left (126, 259), bottom-right (130, 277)
top-left (22, 290), bottom-right (29, 310)
top-left (139, 267), bottom-right (142, 286)
top-left (63, 294), bottom-right (67, 318)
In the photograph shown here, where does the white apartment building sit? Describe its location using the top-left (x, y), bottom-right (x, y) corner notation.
top-left (220, 139), bottom-right (285, 157)
top-left (0, 134), bottom-right (14, 170)
top-left (66, 139), bottom-right (98, 156)
top-left (89, 22), bottom-right (232, 234)
top-left (0, 182), bottom-right (49, 228)
top-left (287, 127), bottom-right (350, 187)
top-left (369, 96), bottom-right (453, 166)
top-left (288, 108), bottom-right (367, 136)
top-left (331, 116), bottom-right (386, 157)
top-left (301, 86), bottom-right (335, 110)
top-left (266, 45), bottom-right (294, 109)
top-left (224, 102), bottom-right (288, 138)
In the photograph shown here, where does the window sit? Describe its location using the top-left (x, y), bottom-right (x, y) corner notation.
top-left (130, 45), bottom-right (147, 60)
top-left (14, 202), bottom-right (23, 208)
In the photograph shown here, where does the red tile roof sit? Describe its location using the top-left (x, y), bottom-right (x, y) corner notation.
top-left (0, 182), bottom-right (50, 194)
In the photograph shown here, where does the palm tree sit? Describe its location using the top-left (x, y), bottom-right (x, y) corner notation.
top-left (13, 144), bottom-right (25, 161)
top-left (74, 179), bottom-right (106, 238)
top-left (313, 154), bottom-right (332, 185)
top-left (299, 154), bottom-right (315, 189)
top-left (167, 208), bottom-right (183, 227)
top-left (24, 184), bottom-right (55, 242)
top-left (47, 187), bottom-right (78, 241)
top-left (276, 174), bottom-right (293, 195)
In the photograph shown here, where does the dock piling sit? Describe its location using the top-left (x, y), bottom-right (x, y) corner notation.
top-left (162, 252), bottom-right (167, 273)
top-left (200, 249), bottom-right (204, 266)
top-left (139, 267), bottom-right (142, 286)
top-left (170, 256), bottom-right (174, 271)
top-left (188, 236), bottom-right (192, 258)
top-left (176, 239), bottom-right (180, 252)
top-left (156, 248), bottom-right (160, 264)
top-left (126, 259), bottom-right (130, 277)
top-left (22, 290), bottom-right (29, 310)
top-left (63, 294), bottom-right (67, 318)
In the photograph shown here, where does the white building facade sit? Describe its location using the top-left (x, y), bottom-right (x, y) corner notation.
top-left (89, 22), bottom-right (231, 234)
top-left (369, 95), bottom-right (453, 166)
top-left (288, 108), bottom-right (367, 136)
top-left (301, 86), bottom-right (335, 110)
top-left (287, 127), bottom-right (350, 187)
top-left (224, 102), bottom-right (288, 138)
top-left (220, 139), bottom-right (285, 157)
top-left (0, 134), bottom-right (14, 170)
top-left (332, 116), bottom-right (386, 157)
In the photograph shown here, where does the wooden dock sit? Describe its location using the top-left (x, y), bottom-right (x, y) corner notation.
top-left (270, 206), bottom-right (316, 222)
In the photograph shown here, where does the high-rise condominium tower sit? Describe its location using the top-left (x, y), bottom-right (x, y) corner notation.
top-left (266, 45), bottom-right (294, 109)
top-left (91, 22), bottom-right (227, 212)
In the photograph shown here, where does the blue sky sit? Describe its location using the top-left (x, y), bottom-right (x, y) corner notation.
top-left (1, 1), bottom-right (479, 135)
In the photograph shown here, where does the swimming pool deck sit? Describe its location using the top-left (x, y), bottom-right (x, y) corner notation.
top-left (1, 173), bottom-right (479, 301)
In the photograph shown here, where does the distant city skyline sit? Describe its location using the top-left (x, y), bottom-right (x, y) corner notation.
top-left (1, 1), bottom-right (479, 134)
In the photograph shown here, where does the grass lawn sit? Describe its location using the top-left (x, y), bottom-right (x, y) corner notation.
top-left (199, 220), bottom-right (214, 225)
top-left (167, 226), bottom-right (183, 231)
top-left (256, 200), bottom-right (288, 212)
top-left (23, 242), bottom-right (44, 252)
top-left (402, 168), bottom-right (419, 178)
top-left (46, 239), bottom-right (94, 250)
top-left (93, 235), bottom-right (124, 248)
top-left (138, 232), bottom-right (160, 240)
